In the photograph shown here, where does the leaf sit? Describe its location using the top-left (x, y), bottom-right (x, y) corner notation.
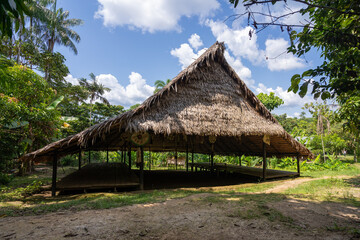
top-left (299, 81), bottom-right (309, 98)
top-left (321, 91), bottom-right (331, 100)
top-left (46, 96), bottom-right (64, 110)
top-left (3, 120), bottom-right (29, 129)
top-left (234, 0), bottom-right (239, 8)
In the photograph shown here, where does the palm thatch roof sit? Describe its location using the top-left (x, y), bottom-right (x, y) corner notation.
top-left (21, 42), bottom-right (312, 163)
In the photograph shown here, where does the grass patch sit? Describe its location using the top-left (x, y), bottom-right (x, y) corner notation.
top-left (284, 177), bottom-right (360, 206)
top-left (0, 189), bottom-right (197, 217)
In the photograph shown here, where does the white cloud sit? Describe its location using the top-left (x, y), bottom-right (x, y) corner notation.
top-left (170, 43), bottom-right (207, 69)
top-left (65, 74), bottom-right (79, 85)
top-left (95, 0), bottom-right (220, 33)
top-left (188, 33), bottom-right (203, 50)
top-left (171, 33), bottom-right (254, 86)
top-left (206, 20), bottom-right (265, 65)
top-left (223, 51), bottom-right (254, 87)
top-left (255, 83), bottom-right (312, 109)
top-left (64, 73), bottom-right (155, 108)
top-left (265, 38), bottom-right (306, 71)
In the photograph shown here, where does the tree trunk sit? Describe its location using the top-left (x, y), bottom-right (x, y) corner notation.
top-left (321, 133), bottom-right (326, 162)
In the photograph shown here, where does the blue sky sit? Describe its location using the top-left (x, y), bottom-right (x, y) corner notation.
top-left (56, 0), bottom-right (320, 116)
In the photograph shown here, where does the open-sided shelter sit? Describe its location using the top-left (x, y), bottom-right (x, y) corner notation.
top-left (21, 42), bottom-right (313, 196)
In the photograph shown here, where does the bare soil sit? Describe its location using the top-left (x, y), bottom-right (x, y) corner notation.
top-left (1, 170), bottom-right (359, 240)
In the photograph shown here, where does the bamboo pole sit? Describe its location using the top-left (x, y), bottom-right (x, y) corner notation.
top-left (128, 144), bottom-right (132, 171)
top-left (186, 144), bottom-right (189, 172)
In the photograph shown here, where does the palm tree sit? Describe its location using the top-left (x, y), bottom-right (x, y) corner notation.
top-left (34, 0), bottom-right (83, 81)
top-left (154, 79), bottom-right (171, 93)
top-left (79, 73), bottom-right (111, 126)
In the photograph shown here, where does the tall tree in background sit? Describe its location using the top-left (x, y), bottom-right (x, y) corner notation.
top-left (35, 0), bottom-right (83, 82)
top-left (154, 79), bottom-right (171, 93)
top-left (229, 0), bottom-right (360, 101)
top-left (79, 73), bottom-right (111, 126)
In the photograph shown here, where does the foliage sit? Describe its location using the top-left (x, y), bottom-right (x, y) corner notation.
top-left (229, 0), bottom-right (360, 101)
top-left (257, 92), bottom-right (284, 111)
top-left (0, 180), bottom-right (43, 201)
top-left (153, 79), bottom-right (171, 93)
top-left (0, 64), bottom-right (61, 170)
top-left (0, 0), bottom-right (30, 37)
top-left (0, 173), bottom-right (13, 186)
top-left (336, 95), bottom-right (360, 162)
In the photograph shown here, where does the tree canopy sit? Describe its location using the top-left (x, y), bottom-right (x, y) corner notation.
top-left (229, 0), bottom-right (360, 101)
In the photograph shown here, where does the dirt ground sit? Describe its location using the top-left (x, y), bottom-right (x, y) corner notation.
top-left (1, 177), bottom-right (360, 240)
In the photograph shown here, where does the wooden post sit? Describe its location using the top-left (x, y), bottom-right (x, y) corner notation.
top-left (78, 150), bottom-right (82, 170)
top-left (191, 151), bottom-right (194, 172)
top-left (262, 142), bottom-right (267, 180)
top-left (186, 144), bottom-right (189, 172)
top-left (175, 139), bottom-right (178, 170)
top-left (148, 146), bottom-right (151, 171)
top-left (128, 144), bottom-right (132, 171)
top-left (239, 155), bottom-right (241, 166)
top-left (140, 146), bottom-right (144, 190)
top-left (121, 151), bottom-right (123, 163)
top-left (51, 153), bottom-right (58, 197)
top-left (297, 154), bottom-right (300, 174)
top-left (88, 150), bottom-right (91, 164)
top-left (211, 151), bottom-right (214, 173)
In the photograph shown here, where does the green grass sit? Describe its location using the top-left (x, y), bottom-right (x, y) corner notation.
top-left (0, 189), bottom-right (197, 217)
top-left (284, 177), bottom-right (360, 206)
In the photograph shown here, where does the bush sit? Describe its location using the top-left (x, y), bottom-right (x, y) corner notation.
top-left (0, 172), bottom-right (13, 185)
top-left (0, 180), bottom-right (43, 201)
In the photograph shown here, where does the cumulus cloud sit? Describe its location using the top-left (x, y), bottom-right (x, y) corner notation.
top-left (170, 43), bottom-right (207, 69)
top-left (255, 83), bottom-right (312, 109)
top-left (64, 73), bottom-right (155, 108)
top-left (223, 51), bottom-right (254, 87)
top-left (188, 33), bottom-right (203, 50)
top-left (265, 38), bottom-right (306, 71)
top-left (207, 20), bottom-right (306, 72)
top-left (206, 20), bottom-right (265, 65)
top-left (95, 0), bottom-right (220, 33)
top-left (64, 74), bottom-right (79, 85)
top-left (171, 33), bottom-right (254, 86)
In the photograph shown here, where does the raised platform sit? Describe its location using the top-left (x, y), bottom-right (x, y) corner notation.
top-left (190, 162), bottom-right (299, 179)
top-left (57, 163), bottom-right (140, 191)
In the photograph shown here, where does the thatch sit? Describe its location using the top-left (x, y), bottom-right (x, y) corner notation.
top-left (21, 42), bottom-right (313, 162)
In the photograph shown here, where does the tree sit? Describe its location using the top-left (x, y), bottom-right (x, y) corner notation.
top-left (0, 64), bottom-right (61, 173)
top-left (229, 0), bottom-right (360, 101)
top-left (303, 102), bottom-right (333, 161)
top-left (154, 79), bottom-right (171, 93)
top-left (78, 73), bottom-right (111, 126)
top-left (336, 95), bottom-right (360, 162)
top-left (34, 0), bottom-right (83, 82)
top-left (0, 0), bottom-right (30, 37)
top-left (257, 92), bottom-right (284, 111)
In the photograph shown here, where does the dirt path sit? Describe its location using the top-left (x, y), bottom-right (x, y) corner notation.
top-left (263, 175), bottom-right (353, 193)
top-left (0, 176), bottom-right (359, 240)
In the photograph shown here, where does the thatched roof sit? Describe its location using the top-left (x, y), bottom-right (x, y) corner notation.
top-left (21, 42), bottom-right (312, 162)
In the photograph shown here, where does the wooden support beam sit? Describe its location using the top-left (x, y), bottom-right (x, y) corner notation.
top-left (149, 146), bottom-right (151, 171)
top-left (140, 146), bottom-right (144, 190)
top-left (78, 150), bottom-right (82, 170)
top-left (88, 150), bottom-right (91, 164)
top-left (210, 152), bottom-right (214, 173)
top-left (186, 144), bottom-right (189, 172)
top-left (262, 142), bottom-right (267, 180)
top-left (191, 150), bottom-right (194, 172)
top-left (128, 144), bottom-right (132, 171)
top-left (297, 154), bottom-right (300, 174)
top-left (51, 153), bottom-right (58, 197)
top-left (175, 141), bottom-right (178, 170)
top-left (239, 155), bottom-right (241, 166)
